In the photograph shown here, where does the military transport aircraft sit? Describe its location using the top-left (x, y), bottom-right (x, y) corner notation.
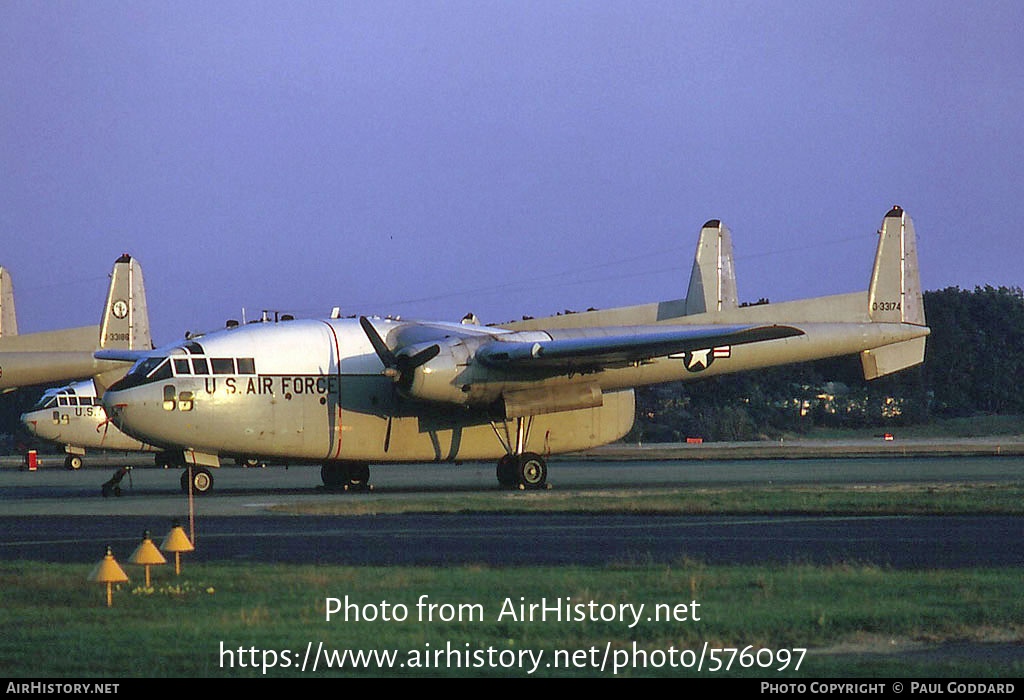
top-left (21, 379), bottom-right (161, 470)
top-left (100, 207), bottom-right (928, 493)
top-left (19, 218), bottom-right (738, 487)
top-left (0, 255), bottom-right (152, 391)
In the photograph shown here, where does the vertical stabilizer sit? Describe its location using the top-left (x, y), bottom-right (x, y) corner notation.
top-left (685, 219), bottom-right (738, 315)
top-left (0, 267), bottom-right (16, 337)
top-left (99, 254), bottom-right (152, 350)
top-left (861, 206), bottom-right (927, 379)
top-left (867, 206), bottom-right (925, 325)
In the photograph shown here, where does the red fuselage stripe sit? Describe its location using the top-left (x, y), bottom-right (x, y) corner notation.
top-left (320, 321), bottom-right (344, 460)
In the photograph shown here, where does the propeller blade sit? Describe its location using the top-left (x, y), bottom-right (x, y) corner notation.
top-left (399, 344), bottom-right (440, 372)
top-left (359, 316), bottom-right (397, 369)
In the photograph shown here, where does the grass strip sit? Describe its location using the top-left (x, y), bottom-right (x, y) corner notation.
top-left (270, 482), bottom-right (1024, 517)
top-left (1, 561), bottom-right (1021, 677)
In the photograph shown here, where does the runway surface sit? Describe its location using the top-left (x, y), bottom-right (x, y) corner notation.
top-left (3, 454), bottom-right (1024, 517)
top-left (1, 455), bottom-right (1022, 568)
top-left (2, 513), bottom-right (1021, 568)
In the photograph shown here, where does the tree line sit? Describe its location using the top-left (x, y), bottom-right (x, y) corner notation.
top-left (630, 286), bottom-right (1024, 442)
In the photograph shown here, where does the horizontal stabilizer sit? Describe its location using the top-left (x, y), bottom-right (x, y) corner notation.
top-left (94, 349), bottom-right (155, 363)
top-left (860, 336), bottom-right (926, 380)
top-left (478, 324), bottom-right (803, 370)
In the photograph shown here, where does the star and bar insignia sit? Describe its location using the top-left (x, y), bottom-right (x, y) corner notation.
top-left (669, 346), bottom-right (731, 372)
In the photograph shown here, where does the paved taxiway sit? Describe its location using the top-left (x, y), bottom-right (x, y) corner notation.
top-left (2, 513), bottom-right (1021, 568)
top-left (1, 455), bottom-right (1021, 567)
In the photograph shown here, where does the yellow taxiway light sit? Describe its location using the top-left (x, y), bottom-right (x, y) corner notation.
top-left (160, 520), bottom-right (195, 575)
top-left (128, 530), bottom-right (167, 587)
top-left (88, 546), bottom-right (129, 607)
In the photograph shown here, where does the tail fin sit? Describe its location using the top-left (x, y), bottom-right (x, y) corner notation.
top-left (861, 206), bottom-right (927, 379)
top-left (868, 206), bottom-right (925, 325)
top-left (685, 219), bottom-right (738, 315)
top-left (0, 266), bottom-right (16, 337)
top-left (98, 254), bottom-right (152, 350)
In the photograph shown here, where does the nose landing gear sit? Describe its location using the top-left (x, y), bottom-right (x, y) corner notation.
top-left (180, 466), bottom-right (214, 494)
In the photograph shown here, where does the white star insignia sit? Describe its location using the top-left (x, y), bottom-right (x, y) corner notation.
top-left (687, 348), bottom-right (711, 369)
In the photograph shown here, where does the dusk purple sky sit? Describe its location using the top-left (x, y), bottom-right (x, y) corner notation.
top-left (3, 2), bottom-right (1021, 344)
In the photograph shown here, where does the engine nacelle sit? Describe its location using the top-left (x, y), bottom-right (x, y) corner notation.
top-left (400, 337), bottom-right (498, 406)
top-left (400, 335), bottom-right (604, 417)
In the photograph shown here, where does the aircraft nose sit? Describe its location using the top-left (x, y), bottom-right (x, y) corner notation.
top-left (20, 413), bottom-right (38, 436)
top-left (102, 390), bottom-right (126, 424)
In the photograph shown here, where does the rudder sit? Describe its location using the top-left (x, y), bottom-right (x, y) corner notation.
top-left (99, 254), bottom-right (152, 350)
top-left (868, 206), bottom-right (925, 325)
top-left (862, 206), bottom-right (927, 379)
top-left (685, 219), bottom-right (738, 315)
top-left (0, 266), bottom-right (16, 337)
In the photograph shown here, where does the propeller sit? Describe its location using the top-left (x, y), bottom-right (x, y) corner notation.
top-left (358, 316), bottom-right (440, 385)
top-left (359, 316), bottom-right (441, 452)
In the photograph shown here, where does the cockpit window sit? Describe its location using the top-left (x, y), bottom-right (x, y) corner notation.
top-left (108, 356), bottom-right (172, 391)
top-left (33, 396), bottom-right (57, 410)
top-left (192, 358), bottom-right (209, 375)
top-left (186, 342), bottom-right (205, 354)
top-left (149, 359), bottom-right (172, 381)
top-left (173, 359), bottom-right (192, 375)
top-left (211, 358), bottom-right (235, 375)
top-left (237, 358), bottom-right (256, 374)
top-left (133, 357), bottom-right (164, 378)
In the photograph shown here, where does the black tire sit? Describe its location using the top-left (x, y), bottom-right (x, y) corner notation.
top-left (65, 455), bottom-right (83, 471)
top-left (181, 467), bottom-right (214, 494)
top-left (347, 462), bottom-right (370, 488)
top-left (321, 463), bottom-right (344, 489)
top-left (322, 462), bottom-right (370, 490)
top-left (192, 468), bottom-right (214, 494)
top-left (496, 454), bottom-right (516, 487)
top-left (515, 452), bottom-right (547, 490)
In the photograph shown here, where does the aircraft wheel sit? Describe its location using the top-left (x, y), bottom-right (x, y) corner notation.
top-left (343, 462), bottom-right (371, 491)
top-left (496, 454), bottom-right (517, 487)
top-left (321, 463), bottom-right (344, 489)
top-left (322, 462), bottom-right (370, 491)
top-left (65, 455), bottom-right (83, 471)
top-left (515, 453), bottom-right (547, 490)
top-left (181, 467), bottom-right (214, 494)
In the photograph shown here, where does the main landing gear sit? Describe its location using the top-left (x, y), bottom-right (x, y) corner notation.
top-left (321, 462), bottom-right (373, 491)
top-left (492, 416), bottom-right (549, 490)
top-left (496, 452), bottom-right (548, 490)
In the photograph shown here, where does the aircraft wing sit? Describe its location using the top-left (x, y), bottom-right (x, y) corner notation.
top-left (476, 324), bottom-right (804, 370)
